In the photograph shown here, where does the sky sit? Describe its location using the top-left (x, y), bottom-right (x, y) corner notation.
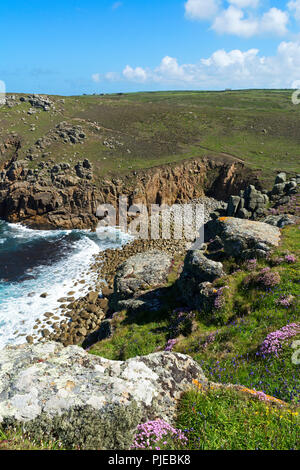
top-left (1, 0), bottom-right (300, 94)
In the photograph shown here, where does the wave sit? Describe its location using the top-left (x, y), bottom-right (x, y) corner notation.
top-left (0, 222), bottom-right (132, 349)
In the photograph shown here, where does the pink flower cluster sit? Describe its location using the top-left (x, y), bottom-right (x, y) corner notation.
top-left (257, 267), bottom-right (281, 288)
top-left (246, 259), bottom-right (257, 271)
top-left (260, 323), bottom-right (300, 356)
top-left (285, 254), bottom-right (297, 264)
top-left (276, 295), bottom-right (294, 308)
top-left (165, 339), bottom-right (177, 351)
top-left (131, 419), bottom-right (188, 450)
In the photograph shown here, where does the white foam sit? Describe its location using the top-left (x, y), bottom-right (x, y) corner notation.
top-left (0, 225), bottom-right (132, 349)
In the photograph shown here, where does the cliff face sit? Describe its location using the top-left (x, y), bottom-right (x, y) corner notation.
top-left (0, 155), bottom-right (260, 230)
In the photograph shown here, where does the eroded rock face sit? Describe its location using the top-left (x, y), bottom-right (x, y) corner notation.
top-left (0, 155), bottom-right (259, 230)
top-left (0, 342), bottom-right (206, 449)
top-left (206, 217), bottom-right (281, 259)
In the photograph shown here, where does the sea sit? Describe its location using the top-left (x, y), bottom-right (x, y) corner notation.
top-left (0, 220), bottom-right (131, 349)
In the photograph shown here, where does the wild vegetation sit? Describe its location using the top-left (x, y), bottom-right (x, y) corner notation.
top-left (0, 90), bottom-right (299, 450)
top-left (1, 90), bottom-right (300, 185)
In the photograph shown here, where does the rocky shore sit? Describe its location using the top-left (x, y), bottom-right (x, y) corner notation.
top-left (24, 172), bottom-right (299, 349)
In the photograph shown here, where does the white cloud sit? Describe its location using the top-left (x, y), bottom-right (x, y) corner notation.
top-left (93, 41), bottom-right (300, 90)
top-left (212, 6), bottom-right (258, 37)
top-left (123, 65), bottom-right (148, 82)
top-left (212, 6), bottom-right (288, 37)
top-left (260, 8), bottom-right (289, 35)
top-left (288, 0), bottom-right (300, 20)
top-left (201, 48), bottom-right (259, 67)
top-left (186, 1), bottom-right (290, 37)
top-left (184, 0), bottom-right (220, 20)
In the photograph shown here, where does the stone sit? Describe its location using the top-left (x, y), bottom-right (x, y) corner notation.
top-left (114, 250), bottom-right (172, 303)
top-left (0, 342), bottom-right (206, 450)
top-left (263, 214), bottom-right (297, 228)
top-left (178, 251), bottom-right (224, 310)
top-left (205, 217), bottom-right (281, 259)
top-left (227, 196), bottom-right (241, 217)
top-left (275, 172), bottom-right (287, 185)
top-left (181, 251), bottom-right (224, 284)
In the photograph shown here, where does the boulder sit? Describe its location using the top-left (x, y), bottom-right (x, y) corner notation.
top-left (0, 342), bottom-right (206, 450)
top-left (178, 251), bottom-right (224, 310)
top-left (205, 217), bottom-right (281, 259)
top-left (113, 250), bottom-right (172, 306)
top-left (275, 172), bottom-right (287, 185)
top-left (263, 214), bottom-right (297, 228)
top-left (181, 251), bottom-right (224, 284)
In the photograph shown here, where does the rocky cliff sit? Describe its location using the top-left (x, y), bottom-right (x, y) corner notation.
top-left (0, 153), bottom-right (259, 230)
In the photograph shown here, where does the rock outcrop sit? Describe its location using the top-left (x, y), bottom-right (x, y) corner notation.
top-left (205, 217), bottom-right (281, 259)
top-left (226, 172), bottom-right (299, 220)
top-left (178, 251), bottom-right (225, 311)
top-left (0, 342), bottom-right (206, 450)
top-left (0, 154), bottom-right (259, 230)
top-left (113, 250), bottom-right (172, 312)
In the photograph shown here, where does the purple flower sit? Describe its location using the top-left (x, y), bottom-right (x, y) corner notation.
top-left (165, 339), bottom-right (178, 351)
top-left (131, 419), bottom-right (188, 450)
top-left (260, 323), bottom-right (300, 356)
top-left (285, 254), bottom-right (297, 264)
top-left (214, 286), bottom-right (229, 310)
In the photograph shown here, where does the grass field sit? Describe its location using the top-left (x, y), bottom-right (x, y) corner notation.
top-left (1, 90), bottom-right (300, 186)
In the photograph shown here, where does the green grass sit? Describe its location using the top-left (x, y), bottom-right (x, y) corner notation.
top-left (90, 309), bottom-right (170, 361)
top-left (2, 90), bottom-right (300, 186)
top-left (175, 387), bottom-right (299, 450)
top-left (0, 427), bottom-right (65, 450)
top-left (90, 225), bottom-right (300, 408)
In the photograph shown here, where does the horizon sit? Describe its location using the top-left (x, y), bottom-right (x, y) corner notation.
top-left (4, 87), bottom-right (299, 97)
top-left (1, 1), bottom-right (300, 95)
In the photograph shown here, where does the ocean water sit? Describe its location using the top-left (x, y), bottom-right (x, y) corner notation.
top-left (0, 220), bottom-right (131, 349)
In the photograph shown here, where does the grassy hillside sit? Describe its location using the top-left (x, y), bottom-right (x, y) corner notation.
top-left (1, 90), bottom-right (300, 186)
top-left (90, 224), bottom-right (300, 406)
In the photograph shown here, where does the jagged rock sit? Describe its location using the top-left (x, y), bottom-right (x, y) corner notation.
top-left (227, 185), bottom-right (269, 220)
top-left (178, 251), bottom-right (224, 310)
top-left (205, 217), bottom-right (281, 259)
top-left (27, 94), bottom-right (53, 111)
top-left (0, 342), bottom-right (206, 450)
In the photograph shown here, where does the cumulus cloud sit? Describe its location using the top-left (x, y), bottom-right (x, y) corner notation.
top-left (212, 6), bottom-right (288, 37)
top-left (123, 65), bottom-right (148, 82)
top-left (212, 6), bottom-right (258, 37)
top-left (185, 1), bottom-right (290, 37)
top-left (92, 41), bottom-right (300, 89)
top-left (184, 0), bottom-right (220, 20)
top-left (260, 8), bottom-right (289, 35)
top-left (201, 48), bottom-right (259, 67)
top-left (288, 0), bottom-right (300, 20)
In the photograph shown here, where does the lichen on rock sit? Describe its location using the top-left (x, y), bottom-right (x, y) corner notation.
top-left (0, 341), bottom-right (206, 449)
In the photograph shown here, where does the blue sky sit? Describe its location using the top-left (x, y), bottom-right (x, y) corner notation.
top-left (1, 0), bottom-right (300, 94)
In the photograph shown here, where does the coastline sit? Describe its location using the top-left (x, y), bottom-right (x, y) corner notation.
top-left (0, 196), bottom-right (226, 349)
